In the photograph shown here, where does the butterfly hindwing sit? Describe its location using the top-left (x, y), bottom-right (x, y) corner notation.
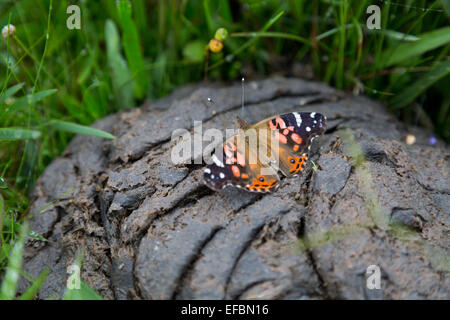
top-left (251, 112), bottom-right (326, 177)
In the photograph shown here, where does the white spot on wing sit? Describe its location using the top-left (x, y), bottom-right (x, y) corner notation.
top-left (306, 127), bottom-right (311, 132)
top-left (219, 172), bottom-right (225, 179)
top-left (204, 168), bottom-right (211, 174)
top-left (310, 112), bottom-right (316, 118)
top-left (212, 154), bottom-right (224, 167)
top-left (293, 112), bottom-right (302, 127)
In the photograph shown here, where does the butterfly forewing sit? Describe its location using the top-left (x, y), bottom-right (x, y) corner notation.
top-left (203, 130), bottom-right (280, 192)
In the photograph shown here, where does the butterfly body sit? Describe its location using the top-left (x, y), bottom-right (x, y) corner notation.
top-left (204, 112), bottom-right (326, 193)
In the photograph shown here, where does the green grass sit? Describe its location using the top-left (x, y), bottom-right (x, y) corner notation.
top-left (0, 0), bottom-right (449, 299)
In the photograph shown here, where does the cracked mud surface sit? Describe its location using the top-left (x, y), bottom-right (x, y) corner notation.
top-left (19, 77), bottom-right (449, 299)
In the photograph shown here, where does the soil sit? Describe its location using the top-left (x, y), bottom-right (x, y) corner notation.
top-left (19, 77), bottom-right (449, 299)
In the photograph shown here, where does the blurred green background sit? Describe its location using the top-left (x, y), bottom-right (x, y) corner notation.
top-left (0, 0), bottom-right (449, 299)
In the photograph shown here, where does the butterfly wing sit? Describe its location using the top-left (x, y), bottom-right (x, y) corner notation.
top-left (203, 112), bottom-right (326, 192)
top-left (203, 131), bottom-right (280, 193)
top-left (251, 112), bottom-right (327, 176)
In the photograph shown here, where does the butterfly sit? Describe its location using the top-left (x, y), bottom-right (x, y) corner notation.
top-left (203, 112), bottom-right (327, 193)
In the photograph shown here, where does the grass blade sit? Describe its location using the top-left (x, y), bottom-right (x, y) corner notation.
top-left (47, 120), bottom-right (116, 139)
top-left (0, 83), bottom-right (24, 105)
top-left (317, 24), bottom-right (419, 42)
top-left (390, 59), bottom-right (450, 109)
top-left (0, 193), bottom-right (4, 248)
top-left (15, 139), bottom-right (39, 192)
top-left (377, 29), bottom-right (420, 42)
top-left (209, 11), bottom-right (285, 70)
top-left (230, 31), bottom-right (312, 46)
top-left (63, 280), bottom-right (104, 300)
top-left (18, 268), bottom-right (49, 300)
top-left (234, 10), bottom-right (285, 55)
top-left (380, 26), bottom-right (450, 68)
top-left (0, 222), bottom-right (27, 300)
top-left (131, 0), bottom-right (148, 35)
top-left (0, 128), bottom-right (41, 141)
top-left (63, 250), bottom-right (103, 300)
top-left (105, 19), bottom-right (134, 108)
top-left (217, 0), bottom-right (232, 22)
top-left (9, 89), bottom-right (58, 112)
top-left (2, 216), bottom-right (46, 242)
top-left (117, 0), bottom-right (149, 100)
top-left (203, 0), bottom-right (214, 34)
top-left (442, 0), bottom-right (450, 16)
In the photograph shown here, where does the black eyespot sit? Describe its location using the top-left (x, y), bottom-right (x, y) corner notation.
top-left (259, 177), bottom-right (264, 182)
top-left (290, 159), bottom-right (295, 164)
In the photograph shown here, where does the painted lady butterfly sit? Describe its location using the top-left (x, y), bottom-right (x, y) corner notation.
top-left (204, 112), bottom-right (327, 192)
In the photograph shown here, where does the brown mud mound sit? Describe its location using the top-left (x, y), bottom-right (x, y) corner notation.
top-left (19, 77), bottom-right (449, 299)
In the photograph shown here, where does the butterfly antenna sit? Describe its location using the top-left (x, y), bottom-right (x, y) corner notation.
top-left (241, 77), bottom-right (245, 119)
top-left (235, 77), bottom-right (246, 132)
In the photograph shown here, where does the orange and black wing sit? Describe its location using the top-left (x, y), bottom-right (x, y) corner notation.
top-left (251, 112), bottom-right (326, 176)
top-left (203, 131), bottom-right (280, 193)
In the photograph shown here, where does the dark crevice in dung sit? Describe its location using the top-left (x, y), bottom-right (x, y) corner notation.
top-left (172, 226), bottom-right (224, 299)
top-left (130, 185), bottom-right (214, 248)
top-left (223, 209), bottom-right (291, 298)
top-left (413, 177), bottom-right (450, 195)
top-left (94, 189), bottom-right (118, 298)
top-left (306, 249), bottom-right (330, 299)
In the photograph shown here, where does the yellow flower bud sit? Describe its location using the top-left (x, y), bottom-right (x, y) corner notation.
top-left (209, 39), bottom-right (223, 53)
